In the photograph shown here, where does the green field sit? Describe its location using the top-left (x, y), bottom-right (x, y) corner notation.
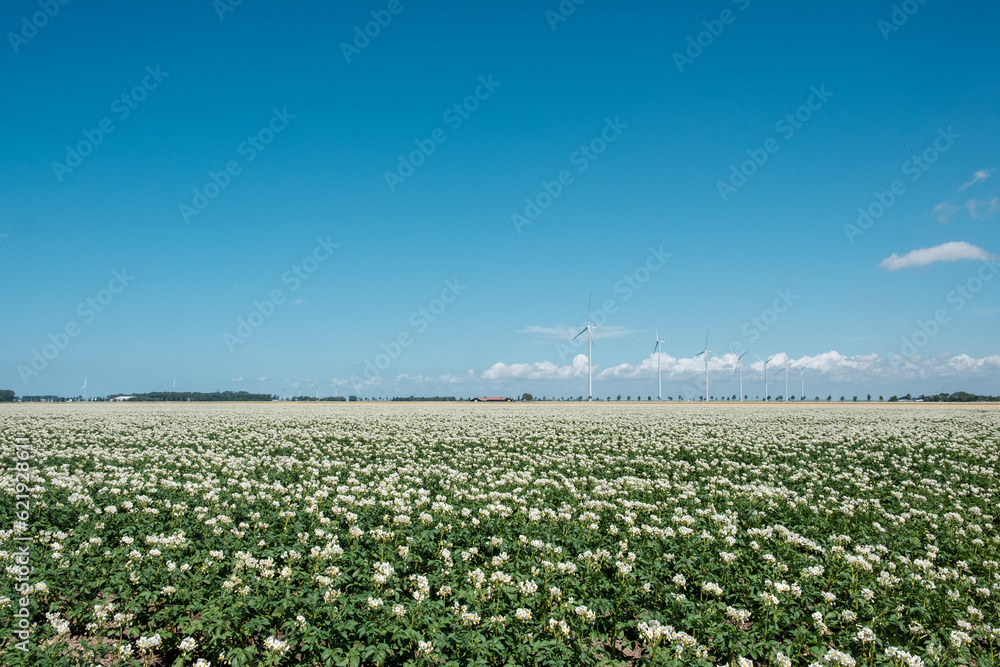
top-left (2, 404), bottom-right (998, 667)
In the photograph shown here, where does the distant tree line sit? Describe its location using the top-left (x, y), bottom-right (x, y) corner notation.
top-left (390, 396), bottom-right (458, 402)
top-left (889, 391), bottom-right (1000, 402)
top-left (5, 389), bottom-right (997, 404)
top-left (285, 395), bottom-right (347, 402)
top-left (124, 391), bottom-right (275, 402)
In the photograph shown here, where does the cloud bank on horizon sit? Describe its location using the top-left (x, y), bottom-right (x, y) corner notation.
top-left (336, 350), bottom-right (1000, 397)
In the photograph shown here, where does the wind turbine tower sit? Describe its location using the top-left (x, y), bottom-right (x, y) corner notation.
top-left (653, 328), bottom-right (666, 400)
top-left (572, 294), bottom-right (596, 401)
top-left (732, 347), bottom-right (748, 401)
top-left (694, 331), bottom-right (710, 401)
top-left (776, 361), bottom-right (789, 401)
top-left (81, 378), bottom-right (87, 402)
top-left (754, 354), bottom-right (775, 401)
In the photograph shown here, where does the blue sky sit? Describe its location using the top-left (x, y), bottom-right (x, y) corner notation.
top-left (2, 0), bottom-right (999, 399)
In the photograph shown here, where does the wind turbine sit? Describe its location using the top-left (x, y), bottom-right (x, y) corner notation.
top-left (572, 294), bottom-right (595, 401)
top-left (693, 331), bottom-right (710, 401)
top-left (775, 362), bottom-right (788, 401)
top-left (732, 347), bottom-right (748, 401)
top-left (653, 327), bottom-right (666, 400)
top-left (81, 378), bottom-right (87, 401)
top-left (796, 366), bottom-right (806, 400)
top-left (754, 354), bottom-right (775, 401)
top-left (784, 357), bottom-right (791, 400)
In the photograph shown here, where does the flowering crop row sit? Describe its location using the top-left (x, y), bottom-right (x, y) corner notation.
top-left (1, 403), bottom-right (998, 667)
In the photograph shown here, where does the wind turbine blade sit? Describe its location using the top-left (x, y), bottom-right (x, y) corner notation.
top-left (753, 354), bottom-right (763, 363)
top-left (572, 328), bottom-right (587, 341)
top-left (704, 330), bottom-right (710, 350)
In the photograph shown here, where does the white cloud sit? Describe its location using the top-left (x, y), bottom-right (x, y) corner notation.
top-left (257, 376), bottom-right (267, 381)
top-left (958, 168), bottom-right (994, 191)
top-left (598, 352), bottom-right (744, 381)
top-left (965, 197), bottom-right (1000, 219)
top-left (772, 351), bottom-right (884, 382)
top-left (932, 201), bottom-right (960, 222)
top-left (481, 354), bottom-right (590, 381)
top-left (583, 350), bottom-right (1000, 389)
top-left (231, 377), bottom-right (243, 382)
top-left (889, 353), bottom-right (1000, 381)
top-left (332, 370), bottom-right (476, 391)
top-left (394, 371), bottom-right (475, 385)
top-left (326, 350), bottom-right (1000, 398)
top-left (878, 241), bottom-right (992, 271)
top-left (439, 370), bottom-right (476, 384)
top-left (596, 351), bottom-right (883, 384)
